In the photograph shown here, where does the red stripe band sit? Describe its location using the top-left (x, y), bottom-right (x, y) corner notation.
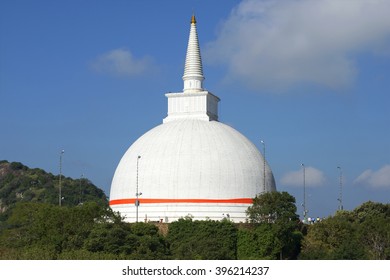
top-left (109, 198), bottom-right (253, 206)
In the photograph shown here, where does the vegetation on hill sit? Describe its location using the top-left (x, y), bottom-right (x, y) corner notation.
top-left (0, 160), bottom-right (388, 260)
top-left (0, 160), bottom-right (108, 217)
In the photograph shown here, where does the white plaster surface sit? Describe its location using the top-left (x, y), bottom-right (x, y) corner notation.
top-left (110, 119), bottom-right (276, 222)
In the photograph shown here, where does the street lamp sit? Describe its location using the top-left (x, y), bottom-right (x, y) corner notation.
top-left (301, 163), bottom-right (308, 222)
top-left (260, 140), bottom-right (266, 193)
top-left (135, 155), bottom-right (142, 222)
top-left (79, 174), bottom-right (84, 205)
top-left (337, 166), bottom-right (343, 211)
top-left (59, 150), bottom-right (64, 207)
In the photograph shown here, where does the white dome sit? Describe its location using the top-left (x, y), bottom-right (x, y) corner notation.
top-left (109, 15), bottom-right (277, 223)
top-left (110, 119), bottom-right (276, 222)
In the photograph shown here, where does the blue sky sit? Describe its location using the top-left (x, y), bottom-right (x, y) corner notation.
top-left (1, 0), bottom-right (389, 219)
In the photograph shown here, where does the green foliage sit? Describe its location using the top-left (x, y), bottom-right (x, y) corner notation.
top-left (84, 222), bottom-right (137, 255)
top-left (9, 162), bottom-right (28, 171)
top-left (0, 163), bottom-right (387, 261)
top-left (0, 202), bottom-right (107, 254)
top-left (0, 199), bottom-right (387, 260)
top-left (0, 202), bottom-right (169, 260)
top-left (0, 245), bottom-right (58, 260)
top-left (237, 224), bottom-right (277, 259)
top-left (300, 201), bottom-right (390, 260)
top-left (0, 161), bottom-right (108, 214)
top-left (167, 218), bottom-right (237, 260)
top-left (246, 191), bottom-right (299, 223)
top-left (58, 249), bottom-right (121, 260)
top-left (352, 201), bottom-right (390, 222)
top-left (83, 221), bottom-right (169, 259)
top-left (237, 224), bottom-right (302, 260)
top-left (353, 202), bottom-right (390, 259)
top-left (300, 214), bottom-right (365, 259)
top-left (243, 191), bottom-right (302, 259)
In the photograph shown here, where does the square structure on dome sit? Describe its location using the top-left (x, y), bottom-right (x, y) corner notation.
top-left (163, 91), bottom-right (220, 123)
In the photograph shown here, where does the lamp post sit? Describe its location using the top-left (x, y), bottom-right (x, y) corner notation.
top-left (337, 166), bottom-right (343, 211)
top-left (59, 150), bottom-right (64, 207)
top-left (79, 174), bottom-right (84, 205)
top-left (135, 155), bottom-right (142, 222)
top-left (301, 163), bottom-right (308, 222)
top-left (261, 140), bottom-right (266, 193)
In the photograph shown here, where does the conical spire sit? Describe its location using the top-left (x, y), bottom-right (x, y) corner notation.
top-left (163, 14), bottom-right (220, 124)
top-left (183, 14), bottom-right (204, 92)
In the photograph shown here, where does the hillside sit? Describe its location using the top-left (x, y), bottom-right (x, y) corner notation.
top-left (0, 160), bottom-right (108, 215)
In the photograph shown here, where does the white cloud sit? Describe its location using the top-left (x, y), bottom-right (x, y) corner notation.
top-left (91, 48), bottom-right (155, 77)
top-left (204, 0), bottom-right (390, 91)
top-left (354, 165), bottom-right (390, 189)
top-left (280, 166), bottom-right (326, 187)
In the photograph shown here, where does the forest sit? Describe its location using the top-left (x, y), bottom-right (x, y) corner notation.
top-left (0, 160), bottom-right (389, 260)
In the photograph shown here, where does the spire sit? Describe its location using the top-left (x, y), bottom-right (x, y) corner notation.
top-left (191, 14), bottom-right (196, 24)
top-left (163, 14), bottom-right (220, 123)
top-left (183, 14), bottom-right (204, 92)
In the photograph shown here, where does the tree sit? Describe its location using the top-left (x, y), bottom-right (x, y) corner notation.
top-left (352, 201), bottom-right (390, 259)
top-left (300, 202), bottom-right (390, 260)
top-left (300, 214), bottom-right (367, 259)
top-left (358, 214), bottom-right (390, 259)
top-left (243, 191), bottom-right (302, 259)
top-left (84, 221), bottom-right (170, 260)
top-left (237, 224), bottom-right (278, 259)
top-left (246, 191), bottom-right (299, 223)
top-left (167, 217), bottom-right (237, 260)
top-left (352, 201), bottom-right (390, 223)
top-left (0, 202), bottom-right (111, 259)
top-left (0, 201), bottom-right (170, 260)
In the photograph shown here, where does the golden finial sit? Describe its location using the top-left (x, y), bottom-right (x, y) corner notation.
top-left (191, 14), bottom-right (196, 24)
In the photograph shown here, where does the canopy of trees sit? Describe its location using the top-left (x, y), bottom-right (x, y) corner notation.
top-left (0, 160), bottom-right (388, 260)
top-left (0, 202), bottom-right (170, 259)
top-left (0, 198), bottom-right (388, 260)
top-left (300, 201), bottom-right (390, 259)
top-left (167, 217), bottom-right (237, 259)
top-left (240, 191), bottom-right (302, 259)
